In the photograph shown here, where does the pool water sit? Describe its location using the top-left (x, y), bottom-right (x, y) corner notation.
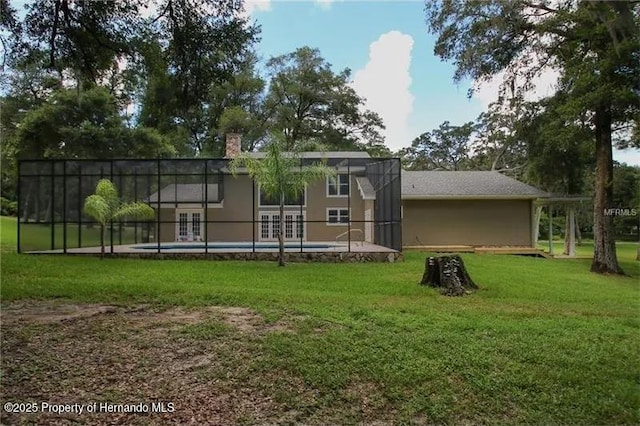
top-left (134, 242), bottom-right (336, 250)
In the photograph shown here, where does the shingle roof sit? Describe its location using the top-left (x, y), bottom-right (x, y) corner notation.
top-left (147, 184), bottom-right (219, 203)
top-left (355, 177), bottom-right (376, 200)
top-left (402, 171), bottom-right (549, 199)
top-left (247, 151), bottom-right (370, 159)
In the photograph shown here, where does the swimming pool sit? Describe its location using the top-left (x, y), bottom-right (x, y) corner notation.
top-left (133, 242), bottom-right (339, 250)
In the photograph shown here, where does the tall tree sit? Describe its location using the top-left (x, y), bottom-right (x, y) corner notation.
top-left (399, 121), bottom-right (475, 170)
top-left (14, 87), bottom-right (177, 159)
top-left (208, 52), bottom-right (269, 155)
top-left (229, 134), bottom-right (335, 266)
top-left (425, 0), bottom-right (640, 274)
top-left (21, 0), bottom-right (142, 85)
top-left (469, 102), bottom-right (528, 178)
top-left (138, 0), bottom-right (260, 154)
top-left (265, 47), bottom-right (387, 154)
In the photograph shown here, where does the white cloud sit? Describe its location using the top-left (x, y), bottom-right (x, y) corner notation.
top-left (352, 31), bottom-right (415, 151)
top-left (243, 0), bottom-right (272, 16)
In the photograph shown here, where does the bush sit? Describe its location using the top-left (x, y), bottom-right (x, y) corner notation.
top-left (0, 197), bottom-right (17, 217)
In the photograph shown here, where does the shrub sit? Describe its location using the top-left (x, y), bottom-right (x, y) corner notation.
top-left (0, 197), bottom-right (17, 216)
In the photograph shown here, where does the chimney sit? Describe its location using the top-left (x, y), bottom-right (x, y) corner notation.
top-left (225, 133), bottom-right (241, 158)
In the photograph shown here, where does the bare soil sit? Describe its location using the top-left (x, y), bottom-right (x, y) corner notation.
top-left (0, 301), bottom-right (305, 425)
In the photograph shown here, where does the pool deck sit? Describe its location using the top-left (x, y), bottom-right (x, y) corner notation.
top-left (27, 241), bottom-right (402, 262)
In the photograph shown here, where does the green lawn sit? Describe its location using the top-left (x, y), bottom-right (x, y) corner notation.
top-left (537, 239), bottom-right (639, 260)
top-left (1, 216), bottom-right (639, 424)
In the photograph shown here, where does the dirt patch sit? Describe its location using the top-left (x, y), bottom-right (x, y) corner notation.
top-left (0, 301), bottom-right (120, 324)
top-left (0, 300), bottom-right (302, 425)
top-left (1, 302), bottom-right (294, 335)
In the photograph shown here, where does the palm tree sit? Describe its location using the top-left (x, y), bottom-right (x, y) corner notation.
top-left (230, 135), bottom-right (335, 266)
top-left (84, 179), bottom-right (155, 257)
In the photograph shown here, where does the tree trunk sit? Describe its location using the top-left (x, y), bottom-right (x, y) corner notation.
top-left (100, 224), bottom-right (105, 259)
top-left (591, 105), bottom-right (624, 274)
top-left (420, 255), bottom-right (478, 296)
top-left (278, 194), bottom-right (285, 267)
top-left (575, 213), bottom-right (582, 245)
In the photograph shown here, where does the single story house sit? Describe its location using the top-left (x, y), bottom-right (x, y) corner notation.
top-left (402, 171), bottom-right (549, 248)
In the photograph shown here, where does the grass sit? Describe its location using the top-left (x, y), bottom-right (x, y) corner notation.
top-left (17, 220), bottom-right (146, 251)
top-left (1, 215), bottom-right (639, 424)
top-left (537, 239), bottom-right (639, 260)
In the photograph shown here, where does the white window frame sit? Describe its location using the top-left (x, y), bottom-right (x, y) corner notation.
top-left (259, 211), bottom-right (306, 241)
top-left (175, 208), bottom-right (204, 242)
top-left (326, 174), bottom-right (350, 198)
top-left (326, 208), bottom-right (350, 226)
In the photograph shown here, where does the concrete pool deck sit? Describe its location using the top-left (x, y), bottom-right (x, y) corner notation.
top-left (27, 241), bottom-right (402, 262)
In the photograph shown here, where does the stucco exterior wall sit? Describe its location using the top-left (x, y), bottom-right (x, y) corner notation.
top-left (155, 174), bottom-right (369, 243)
top-left (206, 174), bottom-right (255, 241)
top-left (304, 175), bottom-right (366, 242)
top-left (402, 199), bottom-right (533, 247)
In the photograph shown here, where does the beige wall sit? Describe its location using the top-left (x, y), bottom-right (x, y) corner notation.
top-left (304, 175), bottom-right (366, 242)
top-left (402, 199), bottom-right (533, 247)
top-left (206, 174), bottom-right (255, 241)
top-left (158, 208), bottom-right (175, 242)
top-left (156, 174), bottom-right (369, 243)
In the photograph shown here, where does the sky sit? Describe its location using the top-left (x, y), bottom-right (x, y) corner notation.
top-left (245, 0), bottom-right (639, 165)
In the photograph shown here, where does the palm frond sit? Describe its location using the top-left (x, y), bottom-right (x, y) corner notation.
top-left (112, 202), bottom-right (155, 221)
top-left (95, 179), bottom-right (120, 212)
top-left (83, 195), bottom-right (111, 226)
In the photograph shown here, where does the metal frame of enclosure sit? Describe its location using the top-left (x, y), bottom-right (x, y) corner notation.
top-left (17, 158), bottom-right (402, 254)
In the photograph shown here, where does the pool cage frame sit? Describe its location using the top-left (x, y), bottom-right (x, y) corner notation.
top-left (17, 157), bottom-right (402, 254)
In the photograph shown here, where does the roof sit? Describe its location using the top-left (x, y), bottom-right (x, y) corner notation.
top-left (402, 171), bottom-right (549, 199)
top-left (147, 184), bottom-right (219, 204)
top-left (355, 176), bottom-right (376, 200)
top-left (246, 151), bottom-right (370, 159)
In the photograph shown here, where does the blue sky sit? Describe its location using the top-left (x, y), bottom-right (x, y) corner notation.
top-left (248, 0), bottom-right (484, 151)
top-left (247, 0), bottom-right (639, 165)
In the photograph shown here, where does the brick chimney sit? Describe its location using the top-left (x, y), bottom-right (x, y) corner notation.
top-left (225, 133), bottom-right (241, 158)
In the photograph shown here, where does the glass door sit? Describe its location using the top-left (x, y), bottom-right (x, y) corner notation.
top-left (176, 209), bottom-right (203, 242)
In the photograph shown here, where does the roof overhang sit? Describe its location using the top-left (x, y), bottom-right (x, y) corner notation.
top-left (402, 195), bottom-right (541, 201)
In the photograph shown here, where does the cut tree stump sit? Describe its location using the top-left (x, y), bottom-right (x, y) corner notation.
top-left (420, 255), bottom-right (478, 296)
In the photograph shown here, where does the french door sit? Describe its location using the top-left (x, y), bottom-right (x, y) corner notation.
top-left (176, 209), bottom-right (203, 242)
top-left (259, 211), bottom-right (305, 241)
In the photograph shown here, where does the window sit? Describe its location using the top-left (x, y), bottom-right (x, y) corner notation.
top-left (259, 187), bottom-right (305, 206)
top-left (260, 215), bottom-right (269, 239)
top-left (192, 212), bottom-right (201, 238)
top-left (327, 174), bottom-right (349, 197)
top-left (259, 211), bottom-right (305, 241)
top-left (285, 215), bottom-right (294, 239)
top-left (327, 208), bottom-right (349, 225)
top-left (296, 214), bottom-right (304, 239)
top-left (178, 213), bottom-right (188, 237)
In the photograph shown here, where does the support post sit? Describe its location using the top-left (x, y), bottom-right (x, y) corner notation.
top-left (533, 204), bottom-right (543, 246)
top-left (568, 206), bottom-right (576, 257)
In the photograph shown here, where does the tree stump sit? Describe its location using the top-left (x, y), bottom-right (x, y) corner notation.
top-left (420, 255), bottom-right (478, 296)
